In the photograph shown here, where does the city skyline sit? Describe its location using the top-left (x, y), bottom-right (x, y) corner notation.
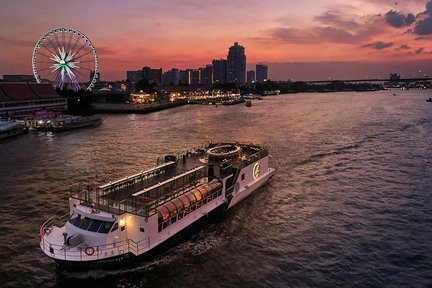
top-left (1, 0), bottom-right (432, 81)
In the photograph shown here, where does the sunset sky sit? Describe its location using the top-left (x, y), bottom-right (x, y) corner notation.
top-left (1, 0), bottom-right (432, 81)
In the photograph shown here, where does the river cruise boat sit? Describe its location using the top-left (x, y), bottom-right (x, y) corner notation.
top-left (40, 142), bottom-right (274, 271)
top-left (35, 114), bottom-right (102, 132)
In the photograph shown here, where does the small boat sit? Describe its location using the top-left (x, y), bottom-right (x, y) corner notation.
top-left (39, 142), bottom-right (274, 271)
top-left (426, 98), bottom-right (432, 102)
top-left (0, 119), bottom-right (27, 140)
top-left (245, 100), bottom-right (252, 107)
top-left (36, 115), bottom-right (102, 132)
top-left (25, 110), bottom-right (63, 131)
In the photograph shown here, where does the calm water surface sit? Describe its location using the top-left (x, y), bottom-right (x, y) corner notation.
top-left (1, 90), bottom-right (432, 287)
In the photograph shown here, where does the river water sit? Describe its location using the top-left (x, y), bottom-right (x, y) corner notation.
top-left (1, 90), bottom-right (432, 287)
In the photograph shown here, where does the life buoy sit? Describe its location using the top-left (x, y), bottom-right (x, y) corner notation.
top-left (85, 246), bottom-right (95, 256)
top-left (87, 185), bottom-right (93, 191)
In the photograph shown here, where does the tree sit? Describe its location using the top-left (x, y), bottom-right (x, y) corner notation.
top-left (134, 79), bottom-right (157, 93)
top-left (57, 88), bottom-right (94, 115)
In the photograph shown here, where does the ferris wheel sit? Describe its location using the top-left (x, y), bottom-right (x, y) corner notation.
top-left (32, 27), bottom-right (99, 91)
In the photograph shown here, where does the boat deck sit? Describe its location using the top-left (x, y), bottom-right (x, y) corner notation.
top-left (101, 149), bottom-right (238, 203)
top-left (70, 143), bottom-right (267, 216)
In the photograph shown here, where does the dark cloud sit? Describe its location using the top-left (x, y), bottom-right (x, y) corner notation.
top-left (362, 41), bottom-right (394, 50)
top-left (399, 44), bottom-right (411, 49)
top-left (314, 11), bottom-right (361, 30)
top-left (427, 1), bottom-right (432, 16)
top-left (385, 10), bottom-right (416, 27)
top-left (314, 26), bottom-right (356, 43)
top-left (414, 17), bottom-right (432, 34)
top-left (271, 27), bottom-right (316, 43)
top-left (269, 11), bottom-right (383, 45)
top-left (270, 26), bottom-right (359, 44)
top-left (413, 1), bottom-right (432, 35)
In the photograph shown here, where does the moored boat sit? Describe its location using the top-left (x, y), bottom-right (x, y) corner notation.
top-left (35, 114), bottom-right (102, 132)
top-left (0, 119), bottom-right (27, 140)
top-left (40, 142), bottom-right (274, 271)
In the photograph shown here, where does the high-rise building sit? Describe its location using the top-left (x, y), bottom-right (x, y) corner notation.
top-left (161, 68), bottom-right (180, 85)
top-left (179, 70), bottom-right (190, 85)
top-left (200, 65), bottom-right (213, 86)
top-left (256, 64), bottom-right (268, 83)
top-left (247, 70), bottom-right (255, 83)
top-left (226, 42), bottom-right (246, 85)
top-left (126, 70), bottom-right (141, 83)
top-left (212, 59), bottom-right (227, 84)
top-left (142, 66), bottom-right (162, 84)
top-left (189, 69), bottom-right (201, 85)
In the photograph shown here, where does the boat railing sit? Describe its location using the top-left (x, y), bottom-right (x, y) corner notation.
top-left (40, 228), bottom-right (151, 261)
top-left (69, 166), bottom-right (207, 217)
top-left (69, 186), bottom-right (155, 217)
top-left (97, 161), bottom-right (177, 197)
top-left (131, 166), bottom-right (207, 201)
top-left (240, 148), bottom-right (268, 167)
top-left (40, 214), bottom-right (70, 238)
top-left (156, 144), bottom-right (208, 166)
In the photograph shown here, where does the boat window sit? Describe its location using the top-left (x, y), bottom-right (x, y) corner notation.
top-left (88, 219), bottom-right (103, 232)
top-left (68, 212), bottom-right (81, 226)
top-left (241, 173), bottom-right (245, 181)
top-left (68, 212), bottom-right (113, 234)
top-left (110, 222), bottom-right (119, 232)
top-left (69, 212), bottom-right (85, 227)
top-left (98, 221), bottom-right (113, 234)
top-left (79, 217), bottom-right (92, 230)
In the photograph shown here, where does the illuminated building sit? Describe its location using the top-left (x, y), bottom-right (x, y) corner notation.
top-left (212, 59), bottom-right (227, 84)
top-left (129, 91), bottom-right (156, 103)
top-left (179, 70), bottom-right (190, 85)
top-left (200, 65), bottom-right (213, 86)
top-left (190, 69), bottom-right (200, 85)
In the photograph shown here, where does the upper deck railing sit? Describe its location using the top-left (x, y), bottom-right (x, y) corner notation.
top-left (98, 161), bottom-right (176, 197)
top-left (69, 143), bottom-right (268, 217)
top-left (70, 163), bottom-right (208, 217)
top-left (240, 147), bottom-right (268, 167)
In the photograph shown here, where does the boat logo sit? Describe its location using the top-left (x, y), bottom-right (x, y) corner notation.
top-left (253, 163), bottom-right (260, 180)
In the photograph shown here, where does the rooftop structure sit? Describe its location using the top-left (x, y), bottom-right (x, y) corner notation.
top-left (0, 82), bottom-right (66, 118)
